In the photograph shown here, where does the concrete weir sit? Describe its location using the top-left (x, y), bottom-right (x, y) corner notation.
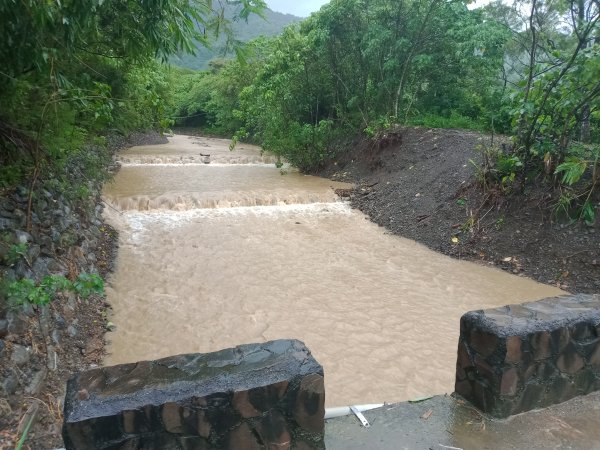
top-left (62, 294), bottom-right (600, 449)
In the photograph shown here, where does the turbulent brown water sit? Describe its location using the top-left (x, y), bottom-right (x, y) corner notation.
top-left (102, 134), bottom-right (562, 407)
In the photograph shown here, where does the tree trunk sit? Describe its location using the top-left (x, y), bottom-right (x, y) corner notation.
top-left (578, 0), bottom-right (590, 143)
top-left (517, 0), bottom-right (538, 152)
top-left (580, 103), bottom-right (591, 143)
top-left (393, 0), bottom-right (439, 119)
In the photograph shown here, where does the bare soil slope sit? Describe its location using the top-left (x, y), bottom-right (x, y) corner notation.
top-left (320, 127), bottom-right (599, 294)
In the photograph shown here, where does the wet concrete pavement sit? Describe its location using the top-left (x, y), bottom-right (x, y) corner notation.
top-left (325, 392), bottom-right (600, 449)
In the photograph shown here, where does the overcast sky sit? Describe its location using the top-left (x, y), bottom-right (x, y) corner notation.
top-left (265, 0), bottom-right (493, 16)
top-left (265, 0), bottom-right (331, 17)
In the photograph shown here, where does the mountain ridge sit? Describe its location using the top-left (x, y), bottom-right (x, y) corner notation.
top-left (171, 6), bottom-right (301, 71)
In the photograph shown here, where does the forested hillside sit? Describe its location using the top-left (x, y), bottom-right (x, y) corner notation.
top-left (171, 0), bottom-right (599, 223)
top-left (171, 6), bottom-right (301, 70)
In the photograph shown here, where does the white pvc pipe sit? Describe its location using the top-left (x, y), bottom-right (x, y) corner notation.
top-left (324, 403), bottom-right (385, 419)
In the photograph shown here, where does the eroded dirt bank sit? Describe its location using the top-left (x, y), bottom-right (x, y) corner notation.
top-left (319, 127), bottom-right (599, 294)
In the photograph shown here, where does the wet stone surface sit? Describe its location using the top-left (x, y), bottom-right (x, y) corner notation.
top-left (455, 294), bottom-right (600, 417)
top-left (62, 339), bottom-right (325, 450)
top-left (325, 392), bottom-right (600, 450)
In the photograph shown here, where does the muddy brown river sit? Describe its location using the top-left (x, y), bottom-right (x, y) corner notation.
top-left (102, 135), bottom-right (562, 407)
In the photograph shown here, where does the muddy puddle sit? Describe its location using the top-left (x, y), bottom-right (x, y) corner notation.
top-left (102, 134), bottom-right (562, 407)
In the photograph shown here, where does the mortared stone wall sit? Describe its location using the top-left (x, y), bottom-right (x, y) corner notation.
top-left (62, 339), bottom-right (325, 450)
top-left (455, 294), bottom-right (600, 418)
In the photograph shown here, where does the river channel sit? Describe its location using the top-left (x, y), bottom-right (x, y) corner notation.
top-left (102, 134), bottom-right (562, 407)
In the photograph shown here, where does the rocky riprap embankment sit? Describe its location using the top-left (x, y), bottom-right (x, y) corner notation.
top-left (0, 131), bottom-right (166, 449)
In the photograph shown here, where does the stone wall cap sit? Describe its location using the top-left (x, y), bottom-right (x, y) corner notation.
top-left (64, 339), bottom-right (322, 423)
top-left (461, 294), bottom-right (600, 337)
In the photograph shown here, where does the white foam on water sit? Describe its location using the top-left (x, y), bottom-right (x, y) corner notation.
top-left (123, 201), bottom-right (353, 230)
top-left (117, 162), bottom-right (284, 168)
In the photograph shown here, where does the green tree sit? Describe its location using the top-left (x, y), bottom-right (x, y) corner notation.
top-left (170, 0), bottom-right (519, 171)
top-left (478, 0), bottom-right (599, 221)
top-left (0, 0), bottom-right (265, 186)
top-left (227, 0), bottom-right (509, 168)
top-left (234, 28), bottom-right (336, 169)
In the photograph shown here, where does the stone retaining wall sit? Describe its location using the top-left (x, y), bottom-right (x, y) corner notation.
top-left (455, 294), bottom-right (600, 418)
top-left (62, 339), bottom-right (325, 450)
top-left (0, 132), bottom-right (167, 447)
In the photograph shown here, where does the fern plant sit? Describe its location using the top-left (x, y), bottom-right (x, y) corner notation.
top-left (553, 145), bottom-right (599, 224)
top-left (555, 157), bottom-right (587, 185)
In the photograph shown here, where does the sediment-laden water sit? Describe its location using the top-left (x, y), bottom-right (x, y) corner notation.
top-left (102, 134), bottom-right (562, 407)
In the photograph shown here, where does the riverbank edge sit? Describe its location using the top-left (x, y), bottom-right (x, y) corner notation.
top-left (315, 126), bottom-right (599, 295)
top-left (0, 131), bottom-right (166, 449)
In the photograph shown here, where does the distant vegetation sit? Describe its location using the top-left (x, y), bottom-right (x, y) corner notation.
top-left (170, 0), bottom-right (599, 222)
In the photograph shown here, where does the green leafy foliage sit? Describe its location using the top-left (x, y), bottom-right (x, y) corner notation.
top-left (171, 0), bottom-right (510, 170)
top-left (505, 0), bottom-right (599, 177)
top-left (364, 117), bottom-right (394, 139)
top-left (7, 278), bottom-right (46, 307)
top-left (7, 273), bottom-right (105, 309)
top-left (496, 155), bottom-right (523, 182)
top-left (0, 1), bottom-right (265, 188)
top-left (552, 144), bottom-right (599, 223)
top-left (0, 0), bottom-right (265, 81)
top-left (581, 201), bottom-right (596, 224)
top-left (5, 243), bottom-right (28, 266)
top-left (556, 157), bottom-right (588, 185)
top-left (73, 273), bottom-right (105, 299)
top-left (470, 145), bottom-right (524, 193)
